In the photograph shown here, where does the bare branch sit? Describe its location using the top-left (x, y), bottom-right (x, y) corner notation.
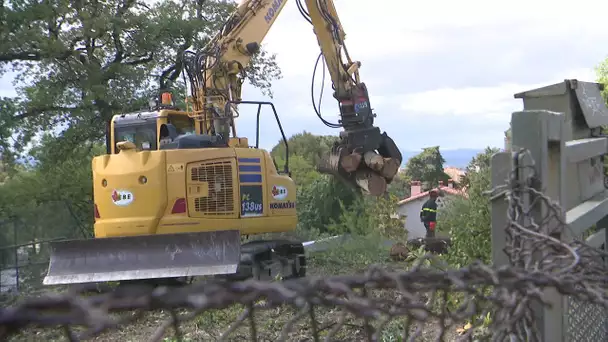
top-left (124, 55), bottom-right (154, 66)
top-left (0, 52), bottom-right (41, 62)
top-left (14, 106), bottom-right (82, 120)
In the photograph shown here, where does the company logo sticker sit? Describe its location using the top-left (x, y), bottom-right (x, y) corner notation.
top-left (264, 0), bottom-right (284, 23)
top-left (111, 189), bottom-right (134, 206)
top-left (270, 201), bottom-right (295, 210)
top-left (271, 185), bottom-right (288, 200)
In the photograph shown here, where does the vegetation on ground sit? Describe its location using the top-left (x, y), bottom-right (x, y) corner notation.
top-left (8, 235), bottom-right (462, 342)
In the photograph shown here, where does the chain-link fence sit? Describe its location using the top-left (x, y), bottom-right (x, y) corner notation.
top-left (0, 238), bottom-right (61, 296)
top-left (0, 148), bottom-right (605, 341)
top-left (0, 200), bottom-right (91, 298)
top-left (566, 297), bottom-right (608, 342)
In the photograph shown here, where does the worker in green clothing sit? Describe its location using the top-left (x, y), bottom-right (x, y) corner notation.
top-left (420, 189), bottom-right (439, 238)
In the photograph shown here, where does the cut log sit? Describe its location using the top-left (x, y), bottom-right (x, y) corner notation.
top-left (390, 242), bottom-right (410, 261)
top-left (355, 169), bottom-right (387, 196)
top-left (363, 151), bottom-right (384, 172)
top-left (340, 152), bottom-right (362, 172)
top-left (317, 148), bottom-right (344, 175)
top-left (381, 157), bottom-right (400, 180)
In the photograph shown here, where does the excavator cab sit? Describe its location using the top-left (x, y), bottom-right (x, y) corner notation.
top-left (111, 114), bottom-right (196, 154)
top-left (106, 92), bottom-right (202, 154)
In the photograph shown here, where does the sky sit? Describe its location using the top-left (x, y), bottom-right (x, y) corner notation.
top-left (1, 0), bottom-right (607, 154)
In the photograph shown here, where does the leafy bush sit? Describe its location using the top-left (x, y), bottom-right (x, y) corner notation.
top-left (296, 175), bottom-right (359, 237)
top-left (308, 235), bottom-right (391, 275)
top-left (438, 148), bottom-right (499, 267)
top-left (327, 194), bottom-right (406, 243)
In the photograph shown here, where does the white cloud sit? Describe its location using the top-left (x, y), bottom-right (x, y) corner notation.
top-left (262, 0), bottom-right (608, 73)
top-left (399, 67), bottom-right (598, 121)
top-left (229, 0), bottom-right (608, 151)
top-left (2, 0), bottom-right (608, 154)
top-left (399, 83), bottom-right (533, 121)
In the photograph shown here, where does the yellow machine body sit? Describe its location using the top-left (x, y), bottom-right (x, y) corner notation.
top-left (96, 124), bottom-right (296, 240)
top-left (43, 109), bottom-right (298, 285)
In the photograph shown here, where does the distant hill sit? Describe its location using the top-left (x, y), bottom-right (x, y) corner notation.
top-left (400, 148), bottom-right (484, 169)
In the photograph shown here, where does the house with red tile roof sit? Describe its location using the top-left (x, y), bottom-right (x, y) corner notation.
top-left (443, 166), bottom-right (466, 184)
top-left (395, 179), bottom-right (467, 239)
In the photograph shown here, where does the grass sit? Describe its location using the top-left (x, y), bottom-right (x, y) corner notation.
top-left (7, 235), bottom-right (460, 342)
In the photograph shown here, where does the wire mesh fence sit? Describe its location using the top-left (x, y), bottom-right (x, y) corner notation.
top-left (0, 236), bottom-right (71, 299)
top-left (0, 149), bottom-right (606, 341)
top-left (0, 204), bottom-right (84, 297)
top-left (566, 297), bottom-right (608, 342)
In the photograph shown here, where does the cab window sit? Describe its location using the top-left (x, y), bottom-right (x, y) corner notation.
top-left (168, 114), bottom-right (195, 136)
top-left (114, 123), bottom-right (157, 152)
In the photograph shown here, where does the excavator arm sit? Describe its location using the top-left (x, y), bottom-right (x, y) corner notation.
top-left (183, 0), bottom-right (290, 141)
top-left (183, 0), bottom-right (402, 196)
top-left (300, 0), bottom-right (403, 195)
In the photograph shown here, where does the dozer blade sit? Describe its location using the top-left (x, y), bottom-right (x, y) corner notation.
top-left (43, 230), bottom-right (241, 286)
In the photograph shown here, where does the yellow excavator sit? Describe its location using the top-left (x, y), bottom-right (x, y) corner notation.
top-left (43, 0), bottom-right (402, 286)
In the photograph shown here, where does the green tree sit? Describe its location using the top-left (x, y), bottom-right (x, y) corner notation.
top-left (271, 132), bottom-right (338, 188)
top-left (595, 58), bottom-right (608, 177)
top-left (0, 0), bottom-right (281, 163)
top-left (403, 146), bottom-right (449, 190)
top-left (459, 147), bottom-right (500, 189)
top-left (268, 131), bottom-right (381, 238)
top-left (296, 174), bottom-right (358, 237)
top-left (0, 135), bottom-right (103, 242)
top-left (438, 147), bottom-right (499, 266)
top-left (271, 132), bottom-right (337, 165)
top-left (387, 172), bottom-right (410, 199)
top-left (595, 56), bottom-right (608, 103)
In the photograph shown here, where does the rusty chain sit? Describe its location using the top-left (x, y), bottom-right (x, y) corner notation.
top-left (0, 149), bottom-right (607, 341)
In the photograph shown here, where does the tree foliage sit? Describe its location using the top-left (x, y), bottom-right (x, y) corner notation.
top-left (269, 133), bottom-right (358, 237)
top-left (595, 56), bottom-right (608, 103)
top-left (328, 194), bottom-right (406, 242)
top-left (0, 0), bottom-right (281, 163)
top-left (387, 172), bottom-right (410, 199)
top-left (296, 174), bottom-right (359, 237)
top-left (270, 132), bottom-right (406, 241)
top-left (0, 136), bottom-right (103, 245)
top-left (438, 147), bottom-right (499, 266)
top-left (403, 146), bottom-right (449, 190)
top-left (459, 147), bottom-right (500, 189)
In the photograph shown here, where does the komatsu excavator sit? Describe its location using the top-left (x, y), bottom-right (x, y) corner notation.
top-left (43, 0), bottom-right (402, 286)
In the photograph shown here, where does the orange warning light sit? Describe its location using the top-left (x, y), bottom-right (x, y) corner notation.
top-left (161, 92), bottom-right (172, 105)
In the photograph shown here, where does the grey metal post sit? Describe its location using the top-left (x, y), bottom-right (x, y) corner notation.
top-left (510, 109), bottom-right (565, 342)
top-left (598, 215), bottom-right (608, 341)
top-left (490, 152), bottom-right (511, 267)
top-left (13, 220), bottom-right (19, 293)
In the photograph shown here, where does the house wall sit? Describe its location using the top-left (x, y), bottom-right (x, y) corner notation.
top-left (396, 195), bottom-right (453, 239)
